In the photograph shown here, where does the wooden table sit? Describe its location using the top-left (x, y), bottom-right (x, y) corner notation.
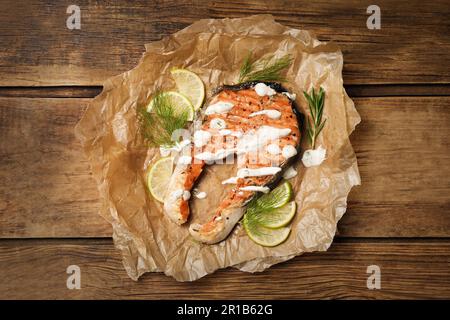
top-left (1, 0), bottom-right (449, 299)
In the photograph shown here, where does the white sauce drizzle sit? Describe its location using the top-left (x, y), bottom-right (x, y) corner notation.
top-left (210, 118), bottom-right (227, 129)
top-left (170, 189), bottom-right (184, 199)
top-left (222, 176), bottom-right (239, 185)
top-left (192, 188), bottom-right (207, 199)
top-left (177, 155), bottom-right (192, 165)
top-left (159, 139), bottom-right (191, 156)
top-left (236, 126), bottom-right (291, 154)
top-left (195, 191), bottom-right (207, 199)
top-left (230, 131), bottom-right (243, 138)
top-left (237, 167), bottom-right (281, 178)
top-left (182, 190), bottom-right (191, 201)
top-left (283, 166), bottom-right (298, 179)
top-left (254, 83), bottom-right (276, 97)
top-left (195, 148), bottom-right (235, 161)
top-left (240, 186), bottom-right (270, 193)
top-left (266, 143), bottom-right (281, 155)
top-left (219, 129), bottom-right (232, 136)
top-left (205, 101), bottom-right (234, 115)
top-left (302, 145), bottom-right (327, 167)
top-left (193, 130), bottom-right (211, 148)
top-left (282, 92), bottom-right (297, 100)
top-left (282, 145), bottom-right (298, 159)
top-left (249, 109), bottom-right (281, 119)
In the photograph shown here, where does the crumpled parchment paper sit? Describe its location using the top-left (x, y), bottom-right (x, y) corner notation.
top-left (75, 15), bottom-right (361, 281)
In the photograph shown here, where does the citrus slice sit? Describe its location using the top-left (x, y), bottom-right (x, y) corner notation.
top-left (147, 91), bottom-right (195, 121)
top-left (147, 157), bottom-right (174, 202)
top-left (254, 201), bottom-right (297, 229)
top-left (243, 214), bottom-right (291, 247)
top-left (170, 68), bottom-right (205, 110)
top-left (252, 181), bottom-right (293, 212)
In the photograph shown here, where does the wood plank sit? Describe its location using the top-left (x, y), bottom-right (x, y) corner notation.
top-left (1, 96), bottom-right (449, 238)
top-left (0, 239), bottom-right (449, 299)
top-left (0, 0), bottom-right (449, 86)
top-left (1, 84), bottom-right (449, 100)
top-left (341, 96), bottom-right (450, 237)
top-left (0, 98), bottom-right (110, 237)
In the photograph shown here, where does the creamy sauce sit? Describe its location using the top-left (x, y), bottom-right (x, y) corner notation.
top-left (283, 166), bottom-right (298, 179)
top-left (222, 176), bottom-right (239, 185)
top-left (182, 190), bottom-right (191, 201)
top-left (192, 188), bottom-right (207, 199)
top-left (266, 143), bottom-right (281, 155)
top-left (210, 118), bottom-right (227, 129)
top-left (230, 131), bottom-right (243, 138)
top-left (282, 92), bottom-right (297, 100)
top-left (219, 129), bottom-right (232, 136)
top-left (195, 191), bottom-right (207, 199)
top-left (237, 126), bottom-right (291, 154)
top-left (249, 109), bottom-right (281, 119)
top-left (170, 189), bottom-right (184, 199)
top-left (237, 167), bottom-right (281, 178)
top-left (178, 155), bottom-right (192, 165)
top-left (205, 101), bottom-right (234, 115)
top-left (195, 148), bottom-right (235, 161)
top-left (282, 145), bottom-right (298, 159)
top-left (177, 139), bottom-right (191, 150)
top-left (302, 145), bottom-right (327, 167)
top-left (159, 139), bottom-right (191, 156)
top-left (239, 186), bottom-right (270, 193)
top-left (193, 130), bottom-right (211, 148)
top-left (254, 83), bottom-right (276, 97)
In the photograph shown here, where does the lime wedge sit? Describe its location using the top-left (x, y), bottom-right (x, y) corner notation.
top-left (147, 91), bottom-right (195, 121)
top-left (170, 68), bottom-right (205, 110)
top-left (147, 157), bottom-right (174, 202)
top-left (254, 201), bottom-right (297, 229)
top-left (243, 214), bottom-right (291, 247)
top-left (252, 181), bottom-right (293, 212)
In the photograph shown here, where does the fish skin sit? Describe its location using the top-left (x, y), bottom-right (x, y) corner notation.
top-left (162, 82), bottom-right (302, 243)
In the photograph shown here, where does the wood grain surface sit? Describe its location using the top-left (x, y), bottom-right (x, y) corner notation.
top-left (0, 0), bottom-right (449, 86)
top-left (1, 96), bottom-right (449, 238)
top-left (1, 239), bottom-right (449, 299)
top-left (1, 0), bottom-right (449, 299)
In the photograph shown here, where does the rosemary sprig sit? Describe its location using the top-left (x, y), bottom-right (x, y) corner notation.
top-left (303, 87), bottom-right (326, 149)
top-left (238, 54), bottom-right (292, 83)
top-left (137, 91), bottom-right (189, 147)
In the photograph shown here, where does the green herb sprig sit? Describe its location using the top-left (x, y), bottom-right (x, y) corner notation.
top-left (303, 87), bottom-right (326, 149)
top-left (137, 91), bottom-right (189, 147)
top-left (238, 53), bottom-right (292, 83)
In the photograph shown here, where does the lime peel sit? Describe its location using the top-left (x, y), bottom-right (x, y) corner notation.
top-left (170, 68), bottom-right (205, 110)
top-left (243, 181), bottom-right (297, 247)
top-left (147, 157), bottom-right (174, 202)
top-left (147, 91), bottom-right (195, 121)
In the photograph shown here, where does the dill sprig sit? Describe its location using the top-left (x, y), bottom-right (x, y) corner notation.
top-left (238, 53), bottom-right (292, 83)
top-left (303, 87), bottom-right (326, 149)
top-left (137, 91), bottom-right (189, 147)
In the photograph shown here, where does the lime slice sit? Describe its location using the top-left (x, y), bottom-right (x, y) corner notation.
top-left (147, 157), bottom-right (174, 202)
top-left (170, 68), bottom-right (205, 110)
top-left (243, 214), bottom-right (291, 247)
top-left (252, 181), bottom-right (293, 212)
top-left (254, 201), bottom-right (297, 229)
top-left (147, 91), bottom-right (195, 121)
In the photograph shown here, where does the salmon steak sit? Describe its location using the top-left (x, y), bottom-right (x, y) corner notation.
top-left (163, 82), bottom-right (302, 244)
